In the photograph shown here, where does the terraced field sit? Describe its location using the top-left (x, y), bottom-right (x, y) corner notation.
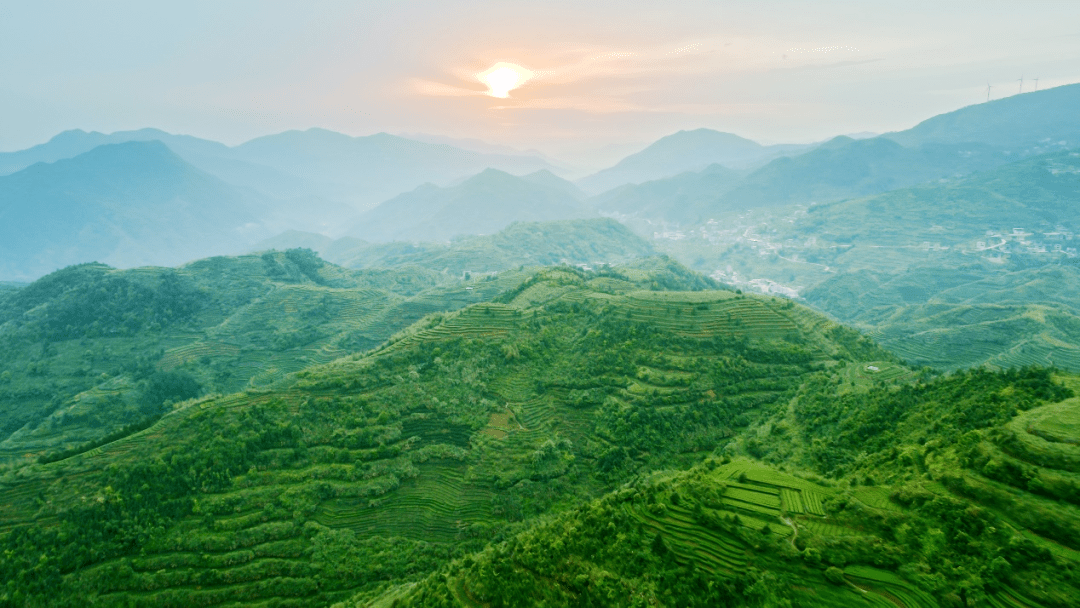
top-left (844, 565), bottom-right (940, 608)
top-left (721, 461), bottom-right (830, 517)
top-left (378, 304), bottom-right (522, 355)
top-left (315, 464), bottom-right (494, 542)
top-left (859, 304), bottom-right (1080, 372)
top-left (4, 263), bottom-right (912, 605)
top-left (852, 486), bottom-right (903, 512)
top-left (621, 291), bottom-right (800, 340)
top-left (631, 502), bottom-right (751, 572)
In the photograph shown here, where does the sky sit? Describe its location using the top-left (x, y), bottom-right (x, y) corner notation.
top-left (2, 0), bottom-right (1079, 164)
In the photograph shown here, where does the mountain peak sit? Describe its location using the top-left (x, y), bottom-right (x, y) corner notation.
top-left (577, 128), bottom-right (771, 194)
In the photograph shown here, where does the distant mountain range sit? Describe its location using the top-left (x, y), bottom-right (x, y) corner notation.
top-left (0, 127), bottom-right (558, 211)
top-left (590, 84), bottom-right (1080, 222)
top-left (589, 163), bottom-right (744, 223)
top-left (2, 82), bottom-right (1078, 282)
top-left (228, 128), bottom-right (558, 208)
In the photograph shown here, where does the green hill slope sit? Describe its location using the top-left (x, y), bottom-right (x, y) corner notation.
top-left (0, 251), bottom-right (531, 463)
top-left (603, 137), bottom-right (1014, 225)
top-left (0, 265), bottom-right (895, 606)
top-left (803, 264), bottom-right (1080, 371)
top-left (379, 370), bottom-right (1080, 608)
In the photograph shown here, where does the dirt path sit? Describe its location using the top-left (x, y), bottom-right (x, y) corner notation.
top-left (780, 516), bottom-right (799, 548)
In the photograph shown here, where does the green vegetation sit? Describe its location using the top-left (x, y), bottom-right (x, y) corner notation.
top-left (654, 148), bottom-right (1080, 372)
top-left (0, 263), bottom-right (906, 606)
top-left (0, 251), bottom-right (536, 462)
top-left (379, 369), bottom-right (1080, 608)
top-left (3, 256), bottom-right (1078, 606)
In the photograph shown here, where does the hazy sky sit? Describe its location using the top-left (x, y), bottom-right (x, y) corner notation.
top-left (3, 1), bottom-right (1079, 160)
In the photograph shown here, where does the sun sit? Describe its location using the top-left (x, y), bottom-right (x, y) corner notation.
top-left (477, 62), bottom-right (534, 98)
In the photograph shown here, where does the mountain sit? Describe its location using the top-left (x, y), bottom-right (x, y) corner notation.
top-left (520, 168), bottom-right (587, 200)
top-left (793, 148), bottom-right (1080, 251)
top-left (584, 86), bottom-right (1080, 221)
top-left (887, 82), bottom-right (1080, 151)
top-left (258, 218), bottom-right (653, 274)
top-left (0, 263), bottom-right (913, 606)
top-left (588, 135), bottom-right (1015, 225)
top-left (0, 128), bottom-right (228, 176)
top-left (711, 136), bottom-right (1012, 213)
top-left (4, 261), bottom-right (1078, 606)
top-left (351, 168), bottom-right (593, 242)
top-left (576, 129), bottom-right (808, 195)
top-left (802, 263), bottom-right (1080, 371)
top-left (231, 128), bottom-right (557, 209)
top-left (0, 141), bottom-right (271, 281)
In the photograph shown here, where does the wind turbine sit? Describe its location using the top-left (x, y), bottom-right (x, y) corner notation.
top-left (986, 83), bottom-right (992, 102)
top-left (1018, 75), bottom-right (1024, 94)
top-left (1034, 77), bottom-right (1039, 91)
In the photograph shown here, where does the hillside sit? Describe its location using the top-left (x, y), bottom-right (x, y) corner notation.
top-left (802, 263), bottom-right (1080, 371)
top-left (351, 169), bottom-right (592, 242)
top-left (887, 82), bottom-right (1080, 150)
top-left (592, 87), bottom-right (1080, 226)
top-left (0, 141), bottom-right (271, 281)
top-left (0, 251), bottom-right (535, 462)
top-left (385, 365), bottom-right (1080, 608)
top-left (0, 264), bottom-right (904, 606)
top-left (655, 148), bottom-right (1080, 370)
top-left (256, 218), bottom-right (655, 275)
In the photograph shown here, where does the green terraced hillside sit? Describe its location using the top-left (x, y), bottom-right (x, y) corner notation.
top-left (377, 372), bottom-right (1080, 608)
top-left (0, 265), bottom-right (901, 606)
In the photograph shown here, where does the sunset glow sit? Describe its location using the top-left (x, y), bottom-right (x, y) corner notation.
top-left (478, 62), bottom-right (533, 98)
